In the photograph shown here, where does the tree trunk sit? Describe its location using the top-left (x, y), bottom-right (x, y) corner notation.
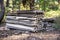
top-left (22, 0), bottom-right (35, 10)
top-left (30, 0), bottom-right (35, 10)
top-left (0, 0), bottom-right (5, 22)
top-left (58, 0), bottom-right (60, 3)
top-left (6, 0), bottom-right (9, 7)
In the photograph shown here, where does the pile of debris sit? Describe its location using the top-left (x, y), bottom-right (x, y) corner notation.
top-left (6, 10), bottom-right (44, 32)
top-left (6, 10), bottom-right (55, 32)
top-left (42, 18), bottom-right (55, 31)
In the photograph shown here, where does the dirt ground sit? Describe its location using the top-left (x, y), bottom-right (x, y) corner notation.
top-left (0, 23), bottom-right (60, 40)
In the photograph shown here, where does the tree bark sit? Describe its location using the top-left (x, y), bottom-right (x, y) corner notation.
top-left (22, 0), bottom-right (35, 10)
top-left (30, 0), bottom-right (35, 10)
top-left (6, 0), bottom-right (9, 7)
top-left (58, 0), bottom-right (60, 3)
top-left (0, 0), bottom-right (5, 22)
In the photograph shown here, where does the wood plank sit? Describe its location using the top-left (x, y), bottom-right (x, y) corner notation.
top-left (6, 16), bottom-right (16, 20)
top-left (6, 20), bottom-right (18, 23)
top-left (7, 10), bottom-right (44, 14)
top-left (6, 16), bottom-right (37, 21)
top-left (6, 13), bottom-right (17, 16)
top-left (17, 14), bottom-right (35, 17)
top-left (6, 20), bottom-right (36, 27)
top-left (6, 23), bottom-right (37, 32)
top-left (16, 17), bottom-right (36, 20)
top-left (18, 22), bottom-right (36, 26)
top-left (17, 10), bottom-right (44, 14)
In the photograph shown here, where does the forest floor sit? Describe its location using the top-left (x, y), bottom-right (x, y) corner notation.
top-left (0, 23), bottom-right (60, 40)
